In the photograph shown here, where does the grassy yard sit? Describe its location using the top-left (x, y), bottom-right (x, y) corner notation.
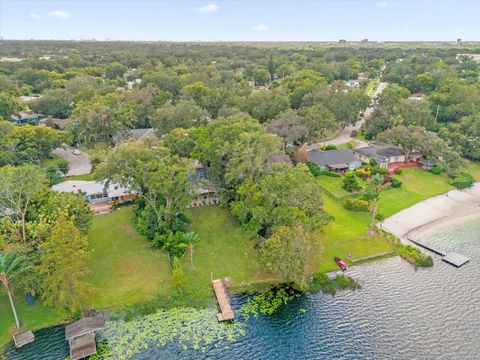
top-left (317, 195), bottom-right (393, 273)
top-left (0, 205), bottom-right (266, 347)
top-left (467, 160), bottom-right (480, 180)
top-left (317, 176), bottom-right (350, 199)
top-left (379, 168), bottom-right (453, 217)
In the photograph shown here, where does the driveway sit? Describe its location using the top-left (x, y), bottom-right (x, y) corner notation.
top-left (53, 145), bottom-right (92, 176)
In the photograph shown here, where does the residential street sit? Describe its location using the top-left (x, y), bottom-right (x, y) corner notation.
top-left (52, 145), bottom-right (92, 176)
top-left (321, 81), bottom-right (389, 148)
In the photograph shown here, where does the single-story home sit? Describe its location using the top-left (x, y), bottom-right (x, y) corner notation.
top-left (52, 180), bottom-right (136, 214)
top-left (307, 149), bottom-right (362, 172)
top-left (113, 128), bottom-right (155, 146)
top-left (353, 142), bottom-right (406, 168)
top-left (11, 110), bottom-right (44, 125)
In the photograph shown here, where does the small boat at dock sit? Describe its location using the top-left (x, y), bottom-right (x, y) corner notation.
top-left (335, 257), bottom-right (347, 271)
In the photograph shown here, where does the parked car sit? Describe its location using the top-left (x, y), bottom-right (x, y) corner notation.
top-left (72, 149), bottom-right (81, 155)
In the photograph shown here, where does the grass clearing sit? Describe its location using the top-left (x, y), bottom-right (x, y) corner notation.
top-left (467, 160), bottom-right (480, 180)
top-left (379, 168), bottom-right (453, 217)
top-left (317, 176), bottom-right (350, 199)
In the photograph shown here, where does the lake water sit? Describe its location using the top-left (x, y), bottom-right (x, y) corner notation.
top-left (5, 215), bottom-right (480, 359)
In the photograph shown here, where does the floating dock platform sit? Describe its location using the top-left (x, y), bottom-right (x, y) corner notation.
top-left (442, 252), bottom-right (469, 267)
top-left (212, 279), bottom-right (234, 321)
top-left (407, 236), bottom-right (469, 268)
top-left (13, 331), bottom-right (35, 348)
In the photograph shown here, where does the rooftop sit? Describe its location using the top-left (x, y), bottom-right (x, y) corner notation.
top-left (52, 180), bottom-right (132, 198)
top-left (308, 149), bottom-right (358, 167)
top-left (65, 315), bottom-right (106, 340)
top-left (265, 154), bottom-right (294, 166)
top-left (113, 128), bottom-right (155, 144)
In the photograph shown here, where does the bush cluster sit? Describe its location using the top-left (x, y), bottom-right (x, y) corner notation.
top-left (451, 172), bottom-right (475, 190)
top-left (344, 198), bottom-right (369, 212)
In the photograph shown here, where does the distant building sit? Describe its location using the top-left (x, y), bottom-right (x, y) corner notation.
top-left (52, 180), bottom-right (136, 214)
top-left (457, 38), bottom-right (462, 44)
top-left (39, 117), bottom-right (68, 129)
top-left (360, 39), bottom-right (369, 45)
top-left (11, 110), bottom-right (44, 125)
top-left (113, 128), bottom-right (155, 146)
top-left (408, 93), bottom-right (426, 101)
top-left (307, 149), bottom-right (362, 172)
top-left (339, 39), bottom-right (347, 44)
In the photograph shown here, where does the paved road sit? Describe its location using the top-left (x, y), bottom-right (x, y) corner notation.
top-left (53, 145), bottom-right (91, 176)
top-left (315, 81), bottom-right (389, 149)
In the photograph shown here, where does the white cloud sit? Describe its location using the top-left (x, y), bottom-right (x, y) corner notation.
top-left (48, 10), bottom-right (72, 19)
top-left (196, 4), bottom-right (219, 13)
top-left (252, 24), bottom-right (269, 32)
top-left (29, 13), bottom-right (42, 20)
top-left (376, 1), bottom-right (388, 7)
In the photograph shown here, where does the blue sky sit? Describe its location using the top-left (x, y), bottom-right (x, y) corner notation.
top-left (0, 1), bottom-right (479, 41)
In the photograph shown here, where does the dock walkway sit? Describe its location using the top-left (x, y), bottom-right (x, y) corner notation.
top-left (212, 279), bottom-right (234, 321)
top-left (407, 236), bottom-right (469, 268)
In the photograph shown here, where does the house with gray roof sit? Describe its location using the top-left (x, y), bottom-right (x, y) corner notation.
top-left (113, 128), bottom-right (155, 145)
top-left (353, 142), bottom-right (406, 168)
top-left (307, 149), bottom-right (362, 172)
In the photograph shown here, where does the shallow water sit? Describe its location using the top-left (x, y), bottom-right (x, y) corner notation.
top-left (5, 216), bottom-right (480, 359)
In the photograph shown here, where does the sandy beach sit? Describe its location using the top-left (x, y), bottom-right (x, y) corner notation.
top-left (382, 182), bottom-right (480, 242)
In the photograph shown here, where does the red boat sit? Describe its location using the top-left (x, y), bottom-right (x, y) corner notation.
top-left (335, 257), bottom-right (347, 271)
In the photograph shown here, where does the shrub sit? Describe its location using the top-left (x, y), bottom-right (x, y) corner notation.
top-left (397, 244), bottom-right (433, 268)
top-left (306, 161), bottom-right (322, 176)
top-left (324, 144), bottom-right (337, 151)
top-left (369, 158), bottom-right (378, 166)
top-left (391, 177), bottom-right (402, 188)
top-left (370, 165), bottom-right (390, 176)
top-left (309, 273), bottom-right (360, 294)
top-left (342, 171), bottom-right (362, 192)
top-left (350, 129), bottom-right (358, 138)
top-left (430, 166), bottom-right (442, 175)
top-left (355, 167), bottom-right (371, 180)
top-left (395, 168), bottom-right (403, 175)
top-left (451, 172), bottom-right (475, 190)
top-left (344, 198), bottom-right (369, 212)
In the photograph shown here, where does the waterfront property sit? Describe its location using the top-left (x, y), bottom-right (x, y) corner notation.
top-left (189, 161), bottom-right (220, 208)
top-left (51, 180), bottom-right (136, 214)
top-left (307, 149), bottom-right (362, 172)
top-left (65, 315), bottom-right (105, 360)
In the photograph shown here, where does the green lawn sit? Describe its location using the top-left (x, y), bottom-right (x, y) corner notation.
top-left (467, 160), bottom-right (480, 180)
top-left (317, 176), bottom-right (350, 199)
top-left (317, 195), bottom-right (393, 273)
top-left (0, 205), bottom-right (266, 347)
top-left (379, 168), bottom-right (453, 217)
top-left (66, 173), bottom-right (94, 181)
top-left (83, 207), bottom-right (172, 308)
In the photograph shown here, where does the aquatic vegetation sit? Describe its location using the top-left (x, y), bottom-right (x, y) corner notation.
top-left (102, 307), bottom-right (246, 359)
top-left (396, 244), bottom-right (433, 268)
top-left (308, 273), bottom-right (360, 294)
top-left (240, 287), bottom-right (301, 320)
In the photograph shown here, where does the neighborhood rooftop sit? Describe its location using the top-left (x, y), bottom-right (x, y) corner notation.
top-left (113, 128), bottom-right (155, 144)
top-left (52, 180), bottom-right (131, 199)
top-left (308, 149), bottom-right (361, 172)
top-left (353, 142), bottom-right (406, 162)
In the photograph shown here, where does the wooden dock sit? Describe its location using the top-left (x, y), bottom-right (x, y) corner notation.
top-left (407, 236), bottom-right (469, 268)
top-left (65, 315), bottom-right (105, 360)
top-left (212, 279), bottom-right (234, 321)
top-left (13, 331), bottom-right (35, 348)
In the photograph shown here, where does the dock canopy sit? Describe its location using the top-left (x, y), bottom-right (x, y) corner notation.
top-left (65, 315), bottom-right (105, 340)
top-left (69, 333), bottom-right (97, 360)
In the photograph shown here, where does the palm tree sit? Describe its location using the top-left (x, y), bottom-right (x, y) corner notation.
top-left (181, 232), bottom-right (200, 271)
top-left (375, 212), bottom-right (386, 230)
top-left (0, 251), bottom-right (28, 329)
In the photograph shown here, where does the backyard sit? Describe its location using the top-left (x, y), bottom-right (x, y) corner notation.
top-left (0, 205), bottom-right (266, 347)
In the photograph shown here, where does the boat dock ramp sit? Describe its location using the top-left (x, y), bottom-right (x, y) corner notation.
top-left (407, 236), bottom-right (469, 268)
top-left (212, 279), bottom-right (234, 321)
